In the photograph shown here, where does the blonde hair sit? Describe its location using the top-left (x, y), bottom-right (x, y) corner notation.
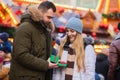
top-left (58, 33), bottom-right (85, 72)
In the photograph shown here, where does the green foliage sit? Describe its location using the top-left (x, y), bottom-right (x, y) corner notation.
top-left (102, 12), bottom-right (120, 19)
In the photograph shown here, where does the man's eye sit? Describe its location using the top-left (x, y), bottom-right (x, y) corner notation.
top-left (47, 16), bottom-right (53, 19)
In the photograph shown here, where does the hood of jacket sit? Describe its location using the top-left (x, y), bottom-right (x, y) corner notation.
top-left (20, 4), bottom-right (55, 32)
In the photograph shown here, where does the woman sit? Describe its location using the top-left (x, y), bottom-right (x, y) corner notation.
top-left (52, 17), bottom-right (96, 80)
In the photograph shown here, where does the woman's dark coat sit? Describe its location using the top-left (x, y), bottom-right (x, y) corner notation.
top-left (95, 53), bottom-right (109, 80)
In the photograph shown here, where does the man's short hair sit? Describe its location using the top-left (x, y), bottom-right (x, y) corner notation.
top-left (38, 1), bottom-right (56, 12)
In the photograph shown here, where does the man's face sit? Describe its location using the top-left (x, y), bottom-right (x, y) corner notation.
top-left (42, 8), bottom-right (55, 24)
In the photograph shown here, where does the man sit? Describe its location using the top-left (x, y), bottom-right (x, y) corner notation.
top-left (9, 1), bottom-right (57, 80)
top-left (107, 22), bottom-right (120, 80)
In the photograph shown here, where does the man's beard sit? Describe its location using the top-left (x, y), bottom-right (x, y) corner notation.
top-left (44, 21), bottom-right (51, 26)
top-left (40, 20), bottom-right (51, 28)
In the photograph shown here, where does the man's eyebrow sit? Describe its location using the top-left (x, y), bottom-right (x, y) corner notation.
top-left (47, 16), bottom-right (54, 18)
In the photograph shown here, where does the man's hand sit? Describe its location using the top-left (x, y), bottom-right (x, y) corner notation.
top-left (47, 58), bottom-right (58, 69)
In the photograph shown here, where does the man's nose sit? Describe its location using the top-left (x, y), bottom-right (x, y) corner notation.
top-left (49, 19), bottom-right (52, 22)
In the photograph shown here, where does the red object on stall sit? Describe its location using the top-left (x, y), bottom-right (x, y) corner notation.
top-left (104, 24), bottom-right (109, 29)
top-left (99, 23), bottom-right (108, 30)
top-left (58, 26), bottom-right (66, 33)
top-left (99, 23), bottom-right (104, 28)
top-left (92, 32), bottom-right (97, 39)
top-left (114, 26), bottom-right (119, 33)
top-left (15, 10), bottom-right (22, 15)
top-left (92, 32), bottom-right (96, 37)
top-left (59, 7), bottom-right (65, 14)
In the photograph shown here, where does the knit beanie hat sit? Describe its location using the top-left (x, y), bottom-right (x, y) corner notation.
top-left (65, 17), bottom-right (83, 34)
top-left (0, 42), bottom-right (12, 53)
top-left (0, 32), bottom-right (9, 42)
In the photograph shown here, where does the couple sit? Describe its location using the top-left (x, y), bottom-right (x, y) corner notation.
top-left (9, 1), bottom-right (96, 80)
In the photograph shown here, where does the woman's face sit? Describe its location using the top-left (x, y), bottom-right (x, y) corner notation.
top-left (0, 51), bottom-right (5, 63)
top-left (66, 28), bottom-right (77, 43)
top-left (0, 51), bottom-right (5, 58)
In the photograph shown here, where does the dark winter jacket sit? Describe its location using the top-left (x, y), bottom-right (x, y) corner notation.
top-left (95, 53), bottom-right (109, 80)
top-left (107, 32), bottom-right (120, 80)
top-left (9, 5), bottom-right (55, 80)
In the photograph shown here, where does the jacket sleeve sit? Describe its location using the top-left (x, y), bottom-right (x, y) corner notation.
top-left (107, 43), bottom-right (118, 80)
top-left (84, 45), bottom-right (96, 80)
top-left (13, 23), bottom-right (49, 72)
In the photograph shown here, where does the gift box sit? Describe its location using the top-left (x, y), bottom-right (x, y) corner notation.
top-left (50, 55), bottom-right (67, 67)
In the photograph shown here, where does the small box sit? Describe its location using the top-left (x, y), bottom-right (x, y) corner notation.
top-left (57, 63), bottom-right (67, 67)
top-left (50, 55), bottom-right (67, 67)
top-left (50, 55), bottom-right (59, 63)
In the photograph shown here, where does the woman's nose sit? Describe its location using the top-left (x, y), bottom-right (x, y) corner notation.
top-left (67, 31), bottom-right (71, 36)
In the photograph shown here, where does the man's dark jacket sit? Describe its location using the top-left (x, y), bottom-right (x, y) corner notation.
top-left (9, 7), bottom-right (54, 80)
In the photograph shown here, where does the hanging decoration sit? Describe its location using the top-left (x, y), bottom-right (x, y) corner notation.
top-left (99, 23), bottom-right (108, 30)
top-left (102, 9), bottom-right (120, 19)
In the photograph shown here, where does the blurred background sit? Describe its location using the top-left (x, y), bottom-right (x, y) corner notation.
top-left (0, 0), bottom-right (120, 54)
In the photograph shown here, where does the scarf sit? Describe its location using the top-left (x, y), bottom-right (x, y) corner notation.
top-left (65, 48), bottom-right (75, 80)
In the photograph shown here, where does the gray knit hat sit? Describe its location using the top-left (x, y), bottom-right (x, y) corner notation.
top-left (65, 17), bottom-right (83, 34)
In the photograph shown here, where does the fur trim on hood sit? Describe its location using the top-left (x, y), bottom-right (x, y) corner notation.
top-left (26, 4), bottom-right (55, 32)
